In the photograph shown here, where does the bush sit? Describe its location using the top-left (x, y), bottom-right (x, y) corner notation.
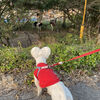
top-left (48, 43), bottom-right (100, 72)
top-left (0, 42), bottom-right (100, 73)
top-left (55, 33), bottom-right (80, 45)
top-left (0, 46), bottom-right (34, 72)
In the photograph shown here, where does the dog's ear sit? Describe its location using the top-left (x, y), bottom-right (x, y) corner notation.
top-left (31, 47), bottom-right (40, 59)
top-left (39, 47), bottom-right (51, 59)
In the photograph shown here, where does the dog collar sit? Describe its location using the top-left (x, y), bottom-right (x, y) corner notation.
top-left (37, 63), bottom-right (48, 67)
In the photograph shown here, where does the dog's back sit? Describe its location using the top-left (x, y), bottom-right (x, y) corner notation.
top-left (47, 81), bottom-right (73, 100)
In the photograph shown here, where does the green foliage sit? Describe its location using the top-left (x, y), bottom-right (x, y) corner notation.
top-left (56, 33), bottom-right (80, 45)
top-left (48, 43), bottom-right (100, 72)
top-left (26, 72), bottom-right (34, 85)
top-left (0, 41), bottom-right (100, 73)
top-left (14, 0), bottom-right (60, 11)
top-left (0, 46), bottom-right (34, 72)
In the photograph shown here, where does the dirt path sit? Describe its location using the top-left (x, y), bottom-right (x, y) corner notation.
top-left (0, 69), bottom-right (100, 100)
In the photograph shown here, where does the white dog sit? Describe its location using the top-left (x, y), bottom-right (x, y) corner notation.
top-left (31, 47), bottom-right (73, 100)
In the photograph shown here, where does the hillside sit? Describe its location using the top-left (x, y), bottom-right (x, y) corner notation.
top-left (0, 32), bottom-right (100, 100)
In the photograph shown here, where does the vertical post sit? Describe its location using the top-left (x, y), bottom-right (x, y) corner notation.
top-left (80, 0), bottom-right (87, 43)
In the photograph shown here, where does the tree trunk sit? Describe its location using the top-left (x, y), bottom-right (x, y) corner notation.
top-left (62, 11), bottom-right (66, 28)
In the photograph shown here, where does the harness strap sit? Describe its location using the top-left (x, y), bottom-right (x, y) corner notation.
top-left (37, 67), bottom-right (41, 78)
top-left (36, 66), bottom-right (49, 78)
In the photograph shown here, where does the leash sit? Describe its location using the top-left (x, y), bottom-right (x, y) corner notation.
top-left (50, 48), bottom-right (100, 67)
top-left (32, 48), bottom-right (100, 83)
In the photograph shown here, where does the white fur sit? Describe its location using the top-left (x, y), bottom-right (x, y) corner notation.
top-left (31, 47), bottom-right (51, 65)
top-left (36, 57), bottom-right (47, 65)
top-left (47, 82), bottom-right (73, 100)
top-left (31, 47), bottom-right (73, 100)
top-left (34, 76), bottom-right (42, 96)
top-left (31, 47), bottom-right (40, 59)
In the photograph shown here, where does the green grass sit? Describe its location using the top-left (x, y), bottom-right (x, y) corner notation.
top-left (0, 39), bottom-right (100, 73)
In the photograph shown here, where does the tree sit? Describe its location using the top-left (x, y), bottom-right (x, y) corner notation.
top-left (13, 0), bottom-right (60, 22)
top-left (57, 0), bottom-right (100, 31)
top-left (86, 0), bottom-right (100, 27)
top-left (0, 0), bottom-right (29, 46)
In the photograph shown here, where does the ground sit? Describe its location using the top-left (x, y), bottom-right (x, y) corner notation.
top-left (0, 68), bottom-right (100, 100)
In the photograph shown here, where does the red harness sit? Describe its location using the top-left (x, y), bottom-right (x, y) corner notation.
top-left (34, 63), bottom-right (60, 88)
top-left (33, 49), bottom-right (100, 88)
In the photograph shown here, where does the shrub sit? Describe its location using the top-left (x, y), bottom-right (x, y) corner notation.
top-left (0, 42), bottom-right (100, 73)
top-left (48, 43), bottom-right (100, 72)
top-left (0, 47), bottom-right (34, 72)
top-left (55, 33), bottom-right (80, 45)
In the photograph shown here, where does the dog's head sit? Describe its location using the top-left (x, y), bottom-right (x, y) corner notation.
top-left (31, 47), bottom-right (51, 65)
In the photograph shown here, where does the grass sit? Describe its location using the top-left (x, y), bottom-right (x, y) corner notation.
top-left (0, 36), bottom-right (100, 73)
top-left (0, 22), bottom-right (100, 73)
top-left (0, 31), bottom-right (99, 86)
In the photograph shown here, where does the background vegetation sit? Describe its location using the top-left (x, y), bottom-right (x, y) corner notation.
top-left (0, 0), bottom-right (100, 75)
top-left (0, 0), bottom-right (100, 46)
top-left (0, 35), bottom-right (100, 73)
